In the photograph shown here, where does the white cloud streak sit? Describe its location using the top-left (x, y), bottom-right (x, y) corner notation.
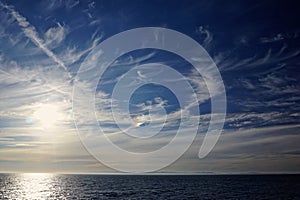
top-left (44, 23), bottom-right (68, 48)
top-left (0, 2), bottom-right (68, 71)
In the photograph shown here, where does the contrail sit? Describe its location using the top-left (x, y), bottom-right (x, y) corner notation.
top-left (0, 2), bottom-right (68, 71)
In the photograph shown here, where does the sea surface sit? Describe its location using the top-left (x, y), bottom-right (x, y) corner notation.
top-left (0, 174), bottom-right (299, 199)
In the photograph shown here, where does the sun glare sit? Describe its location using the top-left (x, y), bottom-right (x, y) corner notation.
top-left (33, 104), bottom-right (63, 128)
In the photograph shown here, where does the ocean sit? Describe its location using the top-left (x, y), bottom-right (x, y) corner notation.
top-left (0, 174), bottom-right (299, 199)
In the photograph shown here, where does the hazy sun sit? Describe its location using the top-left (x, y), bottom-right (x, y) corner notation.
top-left (33, 104), bottom-right (63, 128)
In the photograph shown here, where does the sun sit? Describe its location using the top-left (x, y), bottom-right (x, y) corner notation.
top-left (33, 104), bottom-right (63, 128)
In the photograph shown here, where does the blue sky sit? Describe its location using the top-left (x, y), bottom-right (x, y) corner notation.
top-left (0, 0), bottom-right (299, 173)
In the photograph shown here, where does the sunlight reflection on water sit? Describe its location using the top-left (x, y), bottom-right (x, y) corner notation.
top-left (0, 174), bottom-right (299, 199)
top-left (1, 173), bottom-right (60, 199)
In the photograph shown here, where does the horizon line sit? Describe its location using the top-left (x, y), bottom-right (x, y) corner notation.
top-left (1, 172), bottom-right (299, 175)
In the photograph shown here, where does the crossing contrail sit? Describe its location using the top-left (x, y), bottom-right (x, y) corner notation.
top-left (0, 2), bottom-right (68, 71)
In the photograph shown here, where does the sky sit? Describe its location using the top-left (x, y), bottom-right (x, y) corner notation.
top-left (0, 0), bottom-right (299, 173)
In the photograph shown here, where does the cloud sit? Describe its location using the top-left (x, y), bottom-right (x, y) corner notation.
top-left (45, 0), bottom-right (80, 11)
top-left (196, 26), bottom-right (213, 50)
top-left (218, 45), bottom-right (300, 72)
top-left (167, 124), bottom-right (300, 173)
top-left (60, 34), bottom-right (102, 65)
top-left (66, 0), bottom-right (80, 9)
top-left (260, 33), bottom-right (284, 43)
top-left (260, 32), bottom-right (299, 43)
top-left (0, 2), bottom-right (68, 71)
top-left (44, 23), bottom-right (68, 48)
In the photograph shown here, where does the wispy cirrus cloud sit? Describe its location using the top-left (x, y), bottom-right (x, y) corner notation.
top-left (0, 2), bottom-right (68, 71)
top-left (196, 26), bottom-right (213, 50)
top-left (167, 124), bottom-right (300, 173)
top-left (44, 22), bottom-right (68, 49)
top-left (260, 31), bottom-right (299, 43)
top-left (217, 44), bottom-right (300, 72)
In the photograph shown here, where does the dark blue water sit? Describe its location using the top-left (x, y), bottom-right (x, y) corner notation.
top-left (0, 174), bottom-right (299, 199)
